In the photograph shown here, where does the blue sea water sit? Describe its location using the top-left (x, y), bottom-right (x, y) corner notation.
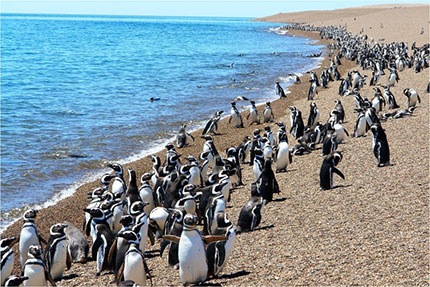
top-left (1, 14), bottom-right (323, 230)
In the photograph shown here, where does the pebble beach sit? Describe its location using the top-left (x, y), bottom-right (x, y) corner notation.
top-left (2, 4), bottom-right (429, 286)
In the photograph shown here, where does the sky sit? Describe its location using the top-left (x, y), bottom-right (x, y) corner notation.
top-left (1, 0), bottom-right (428, 18)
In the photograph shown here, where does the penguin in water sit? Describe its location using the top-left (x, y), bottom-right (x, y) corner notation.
top-left (19, 209), bottom-right (47, 266)
top-left (255, 159), bottom-right (279, 204)
top-left (1, 237), bottom-right (19, 285)
top-left (275, 81), bottom-right (286, 98)
top-left (403, 88), bottom-right (421, 108)
top-left (45, 223), bottom-right (71, 281)
top-left (115, 231), bottom-right (149, 286)
top-left (228, 102), bottom-right (244, 128)
top-left (262, 102), bottom-right (274, 123)
top-left (320, 151), bottom-right (345, 190)
top-left (273, 132), bottom-right (292, 173)
top-left (370, 123), bottom-right (390, 167)
top-left (162, 214), bottom-right (228, 285)
top-left (3, 275), bottom-right (29, 287)
top-left (23, 245), bottom-right (56, 287)
top-left (237, 183), bottom-right (263, 233)
top-left (247, 100), bottom-right (260, 126)
top-left (176, 124), bottom-right (195, 148)
top-left (202, 111), bottom-right (223, 135)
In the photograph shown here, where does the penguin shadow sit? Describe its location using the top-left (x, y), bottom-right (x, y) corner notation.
top-left (217, 270), bottom-right (251, 280)
top-left (331, 184), bottom-right (353, 190)
top-left (60, 274), bottom-right (79, 281)
top-left (277, 168), bottom-right (297, 173)
top-left (253, 224), bottom-right (275, 232)
top-left (272, 197), bottom-right (286, 202)
top-left (145, 249), bottom-right (161, 258)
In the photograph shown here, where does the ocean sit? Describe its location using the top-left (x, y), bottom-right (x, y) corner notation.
top-left (0, 14), bottom-right (323, 231)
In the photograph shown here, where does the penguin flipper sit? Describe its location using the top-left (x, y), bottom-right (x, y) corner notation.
top-left (203, 235), bottom-right (228, 245)
top-left (66, 248), bottom-right (72, 270)
top-left (85, 217), bottom-right (92, 237)
top-left (187, 133), bottom-right (195, 142)
top-left (344, 128), bottom-right (349, 137)
top-left (332, 167), bottom-right (345, 180)
top-left (162, 235), bottom-right (180, 244)
top-left (417, 94), bottom-right (421, 103)
top-left (38, 234), bottom-right (47, 245)
top-left (116, 263), bottom-right (125, 285)
top-left (107, 238), bottom-right (117, 267)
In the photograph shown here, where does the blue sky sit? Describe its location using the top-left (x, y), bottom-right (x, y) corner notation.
top-left (2, 0), bottom-right (428, 17)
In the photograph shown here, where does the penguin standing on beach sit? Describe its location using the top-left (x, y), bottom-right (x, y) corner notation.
top-left (237, 183), bottom-right (263, 233)
top-left (383, 86), bottom-right (400, 109)
top-left (275, 122), bottom-right (287, 145)
top-left (176, 124), bottom-right (195, 148)
top-left (289, 106), bottom-right (304, 139)
top-left (273, 132), bottom-right (292, 173)
top-left (308, 78), bottom-right (318, 100)
top-left (202, 111), bottom-right (223, 135)
top-left (249, 129), bottom-right (262, 165)
top-left (353, 110), bottom-right (367, 137)
top-left (306, 102), bottom-right (320, 130)
top-left (255, 159), bottom-right (279, 204)
top-left (45, 223), bottom-right (71, 281)
top-left (275, 81), bottom-right (286, 98)
top-left (19, 209), bottom-right (47, 266)
top-left (320, 151), bottom-right (345, 190)
top-left (370, 123), bottom-right (390, 167)
top-left (228, 102), bottom-right (244, 128)
top-left (125, 169), bottom-right (141, 215)
top-left (23, 245), bottom-right (56, 287)
top-left (247, 101), bottom-right (260, 126)
top-left (237, 136), bottom-right (251, 164)
top-left (108, 163), bottom-right (126, 200)
top-left (139, 173), bottom-right (156, 215)
top-left (403, 88), bottom-right (421, 108)
top-left (262, 102), bottom-right (274, 123)
top-left (1, 237), bottom-right (19, 285)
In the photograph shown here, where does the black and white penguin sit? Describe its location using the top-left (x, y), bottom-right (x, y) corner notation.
top-left (365, 107), bottom-right (380, 127)
top-left (387, 67), bottom-right (399, 87)
top-left (320, 151), bottom-right (345, 190)
top-left (249, 129), bottom-right (262, 165)
top-left (176, 124), bottom-right (195, 148)
top-left (255, 159), bottom-right (279, 204)
top-left (273, 132), bottom-right (292, 173)
top-left (130, 201), bottom-right (150, 253)
top-left (23, 245), bottom-right (56, 287)
top-left (237, 183), bottom-right (263, 233)
top-left (1, 237), bottom-right (19, 285)
top-left (237, 136), bottom-right (251, 164)
top-left (3, 275), bottom-right (29, 287)
top-left (370, 123), bottom-right (390, 167)
top-left (289, 106), bottom-right (304, 139)
top-left (307, 102), bottom-right (320, 130)
top-left (403, 88), bottom-right (421, 108)
top-left (353, 110), bottom-right (367, 137)
top-left (333, 99), bottom-right (345, 123)
top-left (261, 137), bottom-right (273, 161)
top-left (125, 169), bottom-right (141, 215)
top-left (246, 100), bottom-right (260, 126)
top-left (107, 163), bottom-right (126, 200)
top-left (263, 125), bottom-right (274, 146)
top-left (371, 88), bottom-right (386, 112)
top-left (332, 123), bottom-right (349, 144)
top-left (252, 148), bottom-right (264, 181)
top-left (181, 155), bottom-right (201, 187)
top-left (262, 102), bottom-right (274, 123)
top-left (275, 81), bottom-right (286, 98)
top-left (45, 223), bottom-right (71, 281)
top-left (139, 173), bottom-right (156, 215)
top-left (199, 150), bottom-right (211, 184)
top-left (202, 111), bottom-right (223, 135)
top-left (275, 122), bottom-right (287, 145)
top-left (322, 131), bottom-right (338, 156)
top-left (288, 73), bottom-right (301, 84)
top-left (308, 78), bottom-right (318, 100)
top-left (383, 86), bottom-right (400, 109)
top-left (19, 209), bottom-right (46, 266)
top-left (162, 214), bottom-right (227, 285)
top-left (63, 221), bottom-right (89, 263)
top-left (226, 147), bottom-right (244, 187)
top-left (228, 102), bottom-right (244, 128)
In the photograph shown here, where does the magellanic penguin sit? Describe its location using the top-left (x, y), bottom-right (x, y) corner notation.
top-left (116, 231), bottom-right (149, 286)
top-left (202, 111), bottom-right (223, 135)
top-left (44, 223), bottom-right (71, 281)
top-left (273, 132), bottom-right (292, 173)
top-left (125, 169), bottom-right (141, 215)
top-left (1, 237), bottom-right (19, 285)
top-left (308, 78), bottom-right (318, 100)
top-left (353, 110), bottom-right (367, 137)
top-left (262, 102), bottom-right (274, 123)
top-left (19, 209), bottom-right (47, 266)
top-left (237, 183), bottom-right (263, 233)
top-left (289, 106), bottom-right (304, 139)
top-left (320, 151), bottom-right (345, 190)
top-left (383, 86), bottom-right (400, 109)
top-left (307, 102), bottom-right (320, 130)
top-left (370, 123), bottom-right (390, 167)
top-left (252, 148), bottom-right (264, 181)
top-left (176, 124), bottom-right (195, 148)
top-left (255, 159), bottom-right (279, 204)
top-left (139, 173), bottom-right (156, 216)
top-left (23, 245), bottom-right (56, 287)
top-left (403, 88), bottom-right (421, 108)
top-left (228, 102), bottom-right (244, 128)
top-left (129, 201), bottom-right (150, 253)
top-left (3, 275), bottom-right (29, 287)
top-left (275, 81), bottom-right (286, 98)
top-left (237, 136), bottom-right (251, 164)
top-left (162, 214), bottom-right (228, 285)
top-left (107, 163), bottom-right (127, 200)
top-left (247, 100), bottom-right (260, 126)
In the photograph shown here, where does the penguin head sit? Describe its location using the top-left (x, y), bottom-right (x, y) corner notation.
top-left (264, 126), bottom-right (271, 132)
top-left (185, 154), bottom-right (198, 163)
top-left (183, 214), bottom-right (198, 229)
top-left (101, 191), bottom-right (114, 202)
top-left (182, 184), bottom-right (197, 195)
top-left (118, 230), bottom-right (140, 245)
top-left (23, 209), bottom-right (38, 221)
top-left (250, 182), bottom-right (261, 197)
top-left (100, 173), bottom-right (114, 186)
top-left (83, 207), bottom-right (104, 219)
top-left (165, 143), bottom-right (175, 151)
top-left (0, 237), bottom-right (19, 250)
top-left (119, 215), bottom-right (134, 227)
top-left (127, 168), bottom-right (137, 182)
top-left (332, 151), bottom-right (343, 165)
top-left (370, 123), bottom-right (383, 134)
top-left (250, 100), bottom-right (256, 106)
top-left (50, 223), bottom-right (67, 236)
top-left (4, 275), bottom-right (29, 287)
top-left (275, 122), bottom-right (285, 128)
top-left (130, 201), bottom-right (149, 216)
top-left (149, 155), bottom-right (161, 166)
top-left (266, 101), bottom-right (271, 106)
top-left (140, 173), bottom-right (152, 183)
top-left (402, 88), bottom-right (410, 96)
top-left (231, 101), bottom-right (236, 106)
top-left (28, 245), bottom-right (43, 259)
top-left (200, 151), bottom-right (211, 160)
top-left (216, 212), bottom-right (232, 228)
top-left (252, 129), bottom-right (261, 136)
top-left (226, 146), bottom-right (237, 157)
top-left (288, 106), bottom-right (296, 112)
top-left (108, 163), bottom-right (123, 176)
top-left (148, 207), bottom-right (169, 231)
top-left (200, 135), bottom-right (213, 142)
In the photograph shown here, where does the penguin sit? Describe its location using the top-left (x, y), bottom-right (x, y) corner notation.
top-left (322, 131), bottom-right (338, 156)
top-left (182, 155), bottom-right (201, 186)
top-left (237, 183), bottom-right (263, 233)
top-left (237, 136), bottom-right (251, 164)
top-left (289, 106), bottom-right (304, 139)
top-left (273, 132), bottom-right (292, 173)
top-left (353, 110), bottom-right (367, 137)
top-left (249, 128), bottom-right (262, 165)
top-left (370, 123), bottom-right (390, 167)
top-left (108, 163), bottom-right (126, 200)
top-left (332, 123), bottom-right (349, 144)
top-left (125, 169), bottom-right (141, 215)
top-left (206, 213), bottom-right (236, 277)
top-left (372, 88), bottom-right (386, 112)
top-left (116, 231), bottom-right (148, 286)
top-left (139, 173), bottom-right (156, 216)
top-left (255, 159), bottom-right (279, 204)
top-left (129, 201), bottom-right (150, 253)
top-left (333, 99), bottom-right (345, 123)
top-left (252, 148), bottom-right (264, 181)
top-left (365, 107), bottom-right (380, 127)
top-left (176, 124), bottom-right (195, 148)
top-left (228, 102), bottom-right (244, 128)
top-left (201, 135), bottom-right (215, 169)
top-left (149, 155), bottom-right (161, 187)
top-left (383, 86), bottom-right (400, 109)
top-left (162, 214), bottom-right (228, 285)
top-left (246, 100), bottom-right (260, 126)
top-left (45, 223), bottom-right (71, 281)
top-left (199, 150), bottom-right (211, 184)
top-left (320, 151), bottom-right (345, 190)
top-left (275, 81), bottom-right (286, 98)
top-left (307, 102), bottom-right (320, 130)
top-left (63, 222), bottom-right (89, 263)
top-left (403, 88), bottom-right (421, 108)
top-left (262, 102), bottom-right (274, 123)
top-left (19, 209), bottom-right (46, 266)
top-left (263, 125), bottom-right (274, 146)
top-left (202, 111), bottom-right (223, 135)
top-left (387, 68), bottom-right (399, 87)
top-left (1, 237), bottom-right (19, 285)
top-left (288, 73), bottom-right (301, 84)
top-left (261, 137), bottom-right (272, 161)
top-left (308, 79), bottom-right (318, 100)
top-left (225, 147), bottom-right (244, 187)
top-left (3, 275), bottom-right (29, 287)
top-left (23, 245), bottom-right (56, 287)
top-left (275, 122), bottom-right (287, 145)
top-left (83, 208), bottom-right (115, 276)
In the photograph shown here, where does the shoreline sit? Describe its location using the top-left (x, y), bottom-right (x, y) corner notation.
top-left (0, 28), bottom-right (325, 235)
